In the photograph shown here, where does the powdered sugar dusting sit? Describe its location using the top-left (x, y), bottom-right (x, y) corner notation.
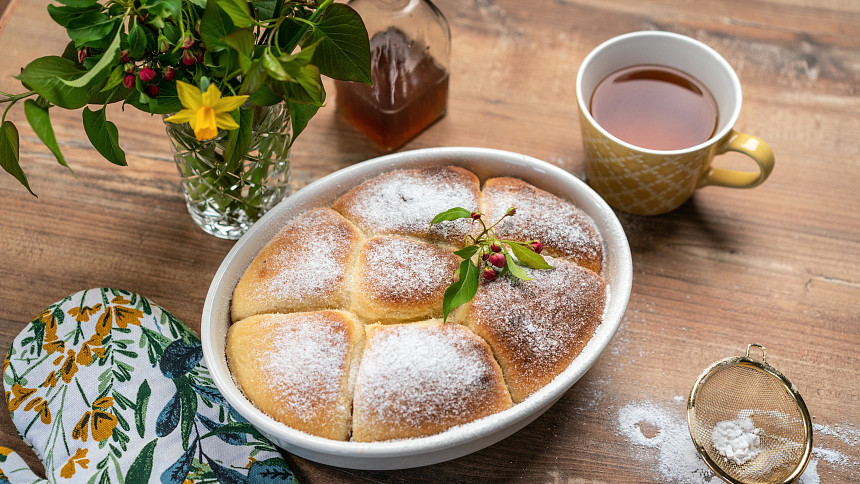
top-left (334, 166), bottom-right (479, 243)
top-left (468, 256), bottom-right (605, 399)
top-left (257, 313), bottom-right (350, 422)
top-left (353, 323), bottom-right (508, 437)
top-left (357, 236), bottom-right (460, 308)
top-left (253, 209), bottom-right (358, 304)
top-left (482, 177), bottom-right (603, 272)
top-left (616, 400), bottom-right (854, 483)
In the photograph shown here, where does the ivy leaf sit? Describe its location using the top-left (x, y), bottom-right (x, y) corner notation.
top-left (504, 251), bottom-right (533, 281)
top-left (442, 258), bottom-right (479, 323)
top-left (24, 100), bottom-right (71, 173)
top-left (17, 56), bottom-right (89, 109)
top-left (217, 0), bottom-right (255, 28)
top-left (250, 0), bottom-right (278, 21)
top-left (0, 121), bottom-right (34, 196)
top-left (508, 242), bottom-right (554, 270)
top-left (287, 100), bottom-right (318, 146)
top-left (248, 84), bottom-right (282, 106)
top-left (261, 49), bottom-right (290, 81)
top-left (62, 26), bottom-right (121, 88)
top-left (430, 207), bottom-right (472, 225)
top-left (223, 28), bottom-right (255, 73)
top-left (200, 0), bottom-right (235, 52)
top-left (454, 245), bottom-right (479, 260)
top-left (82, 107), bottom-right (127, 166)
top-left (308, 3), bottom-right (372, 84)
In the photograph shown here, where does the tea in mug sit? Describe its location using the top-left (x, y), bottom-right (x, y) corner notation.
top-left (589, 65), bottom-right (718, 151)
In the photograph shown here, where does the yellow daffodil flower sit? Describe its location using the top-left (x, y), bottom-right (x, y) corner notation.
top-left (165, 81), bottom-right (248, 141)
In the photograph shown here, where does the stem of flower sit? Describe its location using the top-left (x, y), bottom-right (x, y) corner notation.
top-left (282, 0), bottom-right (333, 53)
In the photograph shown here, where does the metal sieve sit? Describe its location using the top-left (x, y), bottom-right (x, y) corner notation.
top-left (687, 344), bottom-right (813, 484)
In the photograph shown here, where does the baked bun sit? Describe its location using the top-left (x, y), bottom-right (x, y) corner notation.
top-left (352, 321), bottom-right (512, 442)
top-left (457, 256), bottom-right (606, 403)
top-left (332, 166), bottom-right (480, 246)
top-left (226, 311), bottom-right (364, 441)
top-left (231, 208), bottom-right (362, 322)
top-left (350, 236), bottom-right (461, 323)
top-left (481, 177), bottom-right (603, 273)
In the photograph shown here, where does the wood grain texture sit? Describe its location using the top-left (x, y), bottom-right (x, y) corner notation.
top-left (1, 0), bottom-right (858, 482)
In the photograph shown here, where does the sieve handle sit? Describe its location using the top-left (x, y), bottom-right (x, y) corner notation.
top-left (746, 343), bottom-right (767, 362)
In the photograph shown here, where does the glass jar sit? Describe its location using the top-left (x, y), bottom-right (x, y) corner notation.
top-left (335, 0), bottom-right (450, 151)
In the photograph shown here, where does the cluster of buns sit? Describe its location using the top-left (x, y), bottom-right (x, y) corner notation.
top-left (226, 166), bottom-right (606, 442)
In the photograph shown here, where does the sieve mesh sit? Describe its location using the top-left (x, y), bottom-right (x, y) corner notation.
top-left (687, 345), bottom-right (812, 484)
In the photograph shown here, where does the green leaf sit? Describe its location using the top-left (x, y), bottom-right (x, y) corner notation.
top-left (223, 107), bottom-right (253, 168)
top-left (56, 0), bottom-right (99, 7)
top-left (287, 100), bottom-right (318, 146)
top-left (251, 0), bottom-right (278, 20)
top-left (454, 245), bottom-right (479, 260)
top-left (223, 28), bottom-right (255, 73)
top-left (66, 12), bottom-right (118, 47)
top-left (276, 63), bottom-right (323, 105)
top-left (125, 439), bottom-right (157, 483)
top-left (309, 3), bottom-right (372, 84)
top-left (0, 122), bottom-right (34, 196)
top-left (100, 65), bottom-right (125, 93)
top-left (47, 4), bottom-right (100, 28)
top-left (134, 380), bottom-right (151, 438)
top-left (141, 0), bottom-right (181, 23)
top-left (504, 251), bottom-right (533, 281)
top-left (262, 49), bottom-right (290, 81)
top-left (128, 21), bottom-right (146, 58)
top-left (508, 242), bottom-right (554, 270)
top-left (62, 26), bottom-right (121, 88)
top-left (200, 0), bottom-right (235, 52)
top-left (248, 84), bottom-right (282, 106)
top-left (17, 56), bottom-right (89, 109)
top-left (430, 207), bottom-right (472, 225)
top-left (442, 259), bottom-right (479, 323)
top-left (82, 107), bottom-right (127, 166)
top-left (217, 0), bottom-right (254, 28)
top-left (23, 100), bottom-right (71, 173)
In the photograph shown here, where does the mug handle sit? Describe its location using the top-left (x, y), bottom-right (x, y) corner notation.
top-left (698, 130), bottom-right (775, 188)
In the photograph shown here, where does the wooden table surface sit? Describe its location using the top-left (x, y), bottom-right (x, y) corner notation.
top-left (1, 0), bottom-right (858, 482)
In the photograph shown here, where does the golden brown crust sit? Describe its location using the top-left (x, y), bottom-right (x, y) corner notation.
top-left (332, 165), bottom-right (480, 246)
top-left (481, 177), bottom-right (603, 273)
top-left (458, 256), bottom-right (606, 403)
top-left (349, 236), bottom-right (461, 323)
top-left (226, 311), bottom-right (365, 441)
top-left (352, 321), bottom-right (512, 442)
top-left (231, 208), bottom-right (363, 322)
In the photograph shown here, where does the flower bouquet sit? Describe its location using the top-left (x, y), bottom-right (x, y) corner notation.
top-left (0, 0), bottom-right (371, 237)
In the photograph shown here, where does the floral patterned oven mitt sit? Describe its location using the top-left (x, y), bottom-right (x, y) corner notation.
top-left (1, 288), bottom-right (299, 483)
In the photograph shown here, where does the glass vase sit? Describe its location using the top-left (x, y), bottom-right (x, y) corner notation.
top-left (164, 103), bottom-right (292, 240)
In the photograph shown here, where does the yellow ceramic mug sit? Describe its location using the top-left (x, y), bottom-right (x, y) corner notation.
top-left (575, 31), bottom-right (774, 215)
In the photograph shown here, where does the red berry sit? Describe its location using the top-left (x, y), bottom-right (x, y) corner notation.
top-left (145, 85), bottom-right (159, 97)
top-left (122, 74), bottom-right (136, 89)
top-left (77, 48), bottom-right (88, 64)
top-left (196, 50), bottom-right (204, 63)
top-left (506, 207), bottom-right (517, 216)
top-left (124, 62), bottom-right (135, 74)
top-left (490, 243), bottom-right (502, 253)
top-left (530, 240), bottom-right (543, 254)
top-left (470, 211), bottom-right (481, 220)
top-left (162, 67), bottom-right (175, 81)
top-left (180, 35), bottom-right (194, 50)
top-left (482, 268), bottom-right (497, 281)
top-left (488, 253), bottom-right (506, 268)
top-left (182, 50), bottom-right (195, 66)
top-left (139, 67), bottom-right (156, 82)
top-left (481, 252), bottom-right (490, 261)
top-left (120, 50), bottom-right (130, 63)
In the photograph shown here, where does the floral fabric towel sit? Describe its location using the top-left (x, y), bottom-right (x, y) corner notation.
top-left (1, 288), bottom-right (298, 483)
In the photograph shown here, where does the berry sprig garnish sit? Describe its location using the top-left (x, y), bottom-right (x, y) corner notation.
top-left (429, 207), bottom-right (553, 322)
